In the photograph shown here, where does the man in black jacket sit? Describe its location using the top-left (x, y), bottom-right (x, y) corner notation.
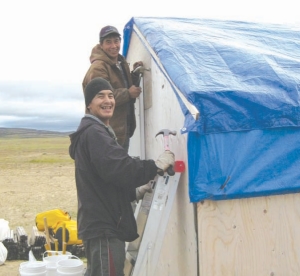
top-left (69, 77), bottom-right (175, 276)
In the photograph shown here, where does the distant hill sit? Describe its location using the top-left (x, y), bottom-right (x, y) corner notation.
top-left (0, 127), bottom-right (73, 138)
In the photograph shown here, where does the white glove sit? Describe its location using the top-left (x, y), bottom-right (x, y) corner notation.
top-left (155, 150), bottom-right (175, 172)
top-left (136, 182), bottom-right (152, 201)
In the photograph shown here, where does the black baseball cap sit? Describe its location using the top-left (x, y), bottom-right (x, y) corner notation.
top-left (99, 26), bottom-right (121, 39)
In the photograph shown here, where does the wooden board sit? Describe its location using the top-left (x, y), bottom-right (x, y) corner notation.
top-left (197, 193), bottom-right (300, 275)
top-left (126, 30), bottom-right (198, 276)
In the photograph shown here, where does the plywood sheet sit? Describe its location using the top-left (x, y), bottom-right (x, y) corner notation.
top-left (197, 193), bottom-right (300, 276)
top-left (126, 30), bottom-right (198, 276)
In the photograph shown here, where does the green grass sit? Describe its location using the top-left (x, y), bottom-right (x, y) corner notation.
top-left (0, 133), bottom-right (82, 270)
top-left (0, 136), bottom-right (73, 166)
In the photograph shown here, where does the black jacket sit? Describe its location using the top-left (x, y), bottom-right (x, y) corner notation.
top-left (69, 116), bottom-right (157, 242)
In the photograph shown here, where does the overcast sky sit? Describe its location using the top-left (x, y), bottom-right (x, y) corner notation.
top-left (0, 0), bottom-right (299, 132)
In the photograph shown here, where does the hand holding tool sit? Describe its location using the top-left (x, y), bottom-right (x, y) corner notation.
top-left (132, 65), bottom-right (144, 87)
top-left (155, 129), bottom-right (177, 175)
top-left (155, 150), bottom-right (175, 175)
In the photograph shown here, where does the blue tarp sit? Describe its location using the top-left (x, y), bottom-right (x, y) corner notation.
top-left (123, 17), bottom-right (300, 202)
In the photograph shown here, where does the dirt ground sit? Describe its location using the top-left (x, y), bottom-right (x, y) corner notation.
top-left (0, 134), bottom-right (78, 275)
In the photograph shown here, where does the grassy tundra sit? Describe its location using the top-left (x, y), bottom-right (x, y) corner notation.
top-left (0, 130), bottom-right (78, 274)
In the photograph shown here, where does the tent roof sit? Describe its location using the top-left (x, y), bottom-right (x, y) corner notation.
top-left (123, 17), bottom-right (300, 135)
top-left (123, 17), bottom-right (300, 201)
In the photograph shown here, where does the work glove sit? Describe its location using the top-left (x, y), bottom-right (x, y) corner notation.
top-left (133, 61), bottom-right (143, 71)
top-left (155, 150), bottom-right (175, 172)
top-left (136, 182), bottom-right (152, 201)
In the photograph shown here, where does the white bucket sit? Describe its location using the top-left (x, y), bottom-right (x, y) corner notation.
top-left (56, 257), bottom-right (84, 276)
top-left (19, 261), bottom-right (47, 276)
top-left (45, 264), bottom-right (57, 276)
top-left (43, 251), bottom-right (72, 276)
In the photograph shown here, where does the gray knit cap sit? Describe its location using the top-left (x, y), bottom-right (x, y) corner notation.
top-left (84, 78), bottom-right (113, 107)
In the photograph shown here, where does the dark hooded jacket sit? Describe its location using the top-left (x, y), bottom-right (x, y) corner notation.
top-left (69, 116), bottom-right (157, 242)
top-left (82, 45), bottom-right (140, 147)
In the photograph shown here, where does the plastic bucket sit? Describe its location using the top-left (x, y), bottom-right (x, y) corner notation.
top-left (19, 261), bottom-right (47, 276)
top-left (56, 257), bottom-right (84, 276)
top-left (43, 251), bottom-right (72, 264)
top-left (45, 264), bottom-right (57, 276)
top-left (43, 251), bottom-right (72, 276)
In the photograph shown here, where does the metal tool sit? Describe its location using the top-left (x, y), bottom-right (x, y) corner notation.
top-left (132, 65), bottom-right (151, 86)
top-left (125, 161), bottom-right (185, 276)
top-left (132, 65), bottom-right (144, 86)
top-left (155, 129), bottom-right (177, 176)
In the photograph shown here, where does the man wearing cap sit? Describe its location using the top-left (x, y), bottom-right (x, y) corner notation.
top-left (82, 25), bottom-right (142, 151)
top-left (70, 77), bottom-right (175, 276)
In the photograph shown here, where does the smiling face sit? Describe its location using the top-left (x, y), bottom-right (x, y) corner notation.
top-left (87, 89), bottom-right (115, 125)
top-left (100, 35), bottom-right (121, 63)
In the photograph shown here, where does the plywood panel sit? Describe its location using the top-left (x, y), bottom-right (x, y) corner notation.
top-left (197, 193), bottom-right (300, 276)
top-left (144, 60), bottom-right (198, 276)
top-left (126, 31), bottom-right (198, 276)
top-left (127, 32), bottom-right (152, 158)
